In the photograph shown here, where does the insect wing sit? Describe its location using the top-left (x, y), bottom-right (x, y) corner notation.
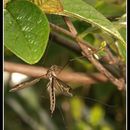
top-left (9, 77), bottom-right (41, 92)
top-left (54, 76), bottom-right (73, 97)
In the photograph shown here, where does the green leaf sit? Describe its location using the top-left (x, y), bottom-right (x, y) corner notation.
top-left (95, 1), bottom-right (125, 17)
top-left (70, 97), bottom-right (84, 120)
top-left (4, 0), bottom-right (50, 64)
top-left (34, 0), bottom-right (63, 14)
top-left (60, 0), bottom-right (125, 46)
top-left (119, 27), bottom-right (126, 42)
top-left (89, 105), bottom-right (105, 126)
top-left (113, 15), bottom-right (126, 60)
top-left (116, 41), bottom-right (126, 62)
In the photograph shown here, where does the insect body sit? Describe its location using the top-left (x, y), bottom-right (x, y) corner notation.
top-left (10, 65), bottom-right (73, 114)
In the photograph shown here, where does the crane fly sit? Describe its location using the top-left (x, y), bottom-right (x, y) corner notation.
top-left (9, 65), bottom-right (73, 114)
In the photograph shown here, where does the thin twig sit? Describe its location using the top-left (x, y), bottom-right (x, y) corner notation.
top-left (63, 17), bottom-right (125, 90)
top-left (105, 44), bottom-right (119, 64)
top-left (50, 23), bottom-right (125, 70)
top-left (50, 22), bottom-right (96, 51)
top-left (4, 61), bottom-right (108, 86)
top-left (50, 23), bottom-right (74, 38)
top-left (50, 32), bottom-right (81, 53)
top-left (62, 17), bottom-right (78, 36)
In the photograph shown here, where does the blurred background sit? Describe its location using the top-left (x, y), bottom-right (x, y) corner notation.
top-left (4, 0), bottom-right (126, 130)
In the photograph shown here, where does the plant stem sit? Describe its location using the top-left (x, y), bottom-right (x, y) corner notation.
top-left (63, 16), bottom-right (125, 90)
top-left (4, 61), bottom-right (108, 86)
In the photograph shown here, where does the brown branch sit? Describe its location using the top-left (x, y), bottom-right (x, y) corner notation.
top-left (105, 44), bottom-right (120, 65)
top-left (50, 32), bottom-right (81, 53)
top-left (50, 23), bottom-right (124, 70)
top-left (4, 61), bottom-right (108, 86)
top-left (63, 17), bottom-right (125, 91)
top-left (62, 17), bottom-right (78, 36)
top-left (50, 24), bottom-right (125, 73)
top-left (50, 22), bottom-right (96, 51)
top-left (50, 23), bottom-right (74, 38)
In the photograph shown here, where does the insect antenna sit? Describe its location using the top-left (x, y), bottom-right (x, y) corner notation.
top-left (57, 105), bottom-right (69, 130)
top-left (73, 94), bottom-right (117, 110)
top-left (57, 55), bottom-right (86, 75)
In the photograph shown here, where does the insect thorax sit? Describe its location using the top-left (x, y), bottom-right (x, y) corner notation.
top-left (46, 65), bottom-right (59, 78)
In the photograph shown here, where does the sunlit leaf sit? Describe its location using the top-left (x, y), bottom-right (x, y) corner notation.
top-left (4, 0), bottom-right (50, 64)
top-left (34, 0), bottom-right (63, 14)
top-left (33, 0), bottom-right (126, 51)
top-left (61, 0), bottom-right (125, 45)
